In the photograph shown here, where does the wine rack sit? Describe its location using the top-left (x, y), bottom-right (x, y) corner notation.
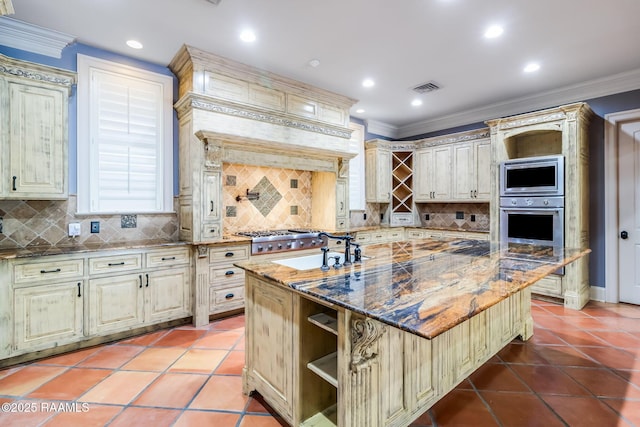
top-left (391, 151), bottom-right (415, 226)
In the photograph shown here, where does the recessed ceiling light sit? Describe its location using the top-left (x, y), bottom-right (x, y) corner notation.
top-left (484, 25), bottom-right (504, 39)
top-left (126, 40), bottom-right (143, 49)
top-left (356, 108), bottom-right (365, 114)
top-left (524, 62), bottom-right (541, 73)
top-left (308, 59), bottom-right (320, 68)
top-left (239, 29), bottom-right (257, 43)
top-left (362, 78), bottom-right (375, 88)
top-left (411, 99), bottom-right (423, 107)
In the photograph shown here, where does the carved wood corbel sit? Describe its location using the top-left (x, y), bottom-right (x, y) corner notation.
top-left (350, 317), bottom-right (386, 372)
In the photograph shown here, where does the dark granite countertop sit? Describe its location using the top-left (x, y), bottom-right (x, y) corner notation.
top-left (235, 238), bottom-right (589, 340)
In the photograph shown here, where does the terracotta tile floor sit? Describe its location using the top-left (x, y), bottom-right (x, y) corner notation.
top-left (1, 299), bottom-right (640, 426)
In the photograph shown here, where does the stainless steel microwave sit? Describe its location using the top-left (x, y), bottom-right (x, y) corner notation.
top-left (500, 155), bottom-right (564, 196)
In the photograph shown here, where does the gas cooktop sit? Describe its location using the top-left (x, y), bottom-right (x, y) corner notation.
top-left (236, 229), bottom-right (328, 254)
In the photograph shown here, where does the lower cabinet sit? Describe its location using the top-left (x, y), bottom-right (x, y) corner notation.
top-left (13, 280), bottom-right (84, 352)
top-left (3, 245), bottom-right (191, 364)
top-left (88, 273), bottom-right (144, 335)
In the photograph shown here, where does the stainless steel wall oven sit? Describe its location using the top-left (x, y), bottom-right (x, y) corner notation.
top-left (499, 155), bottom-right (565, 274)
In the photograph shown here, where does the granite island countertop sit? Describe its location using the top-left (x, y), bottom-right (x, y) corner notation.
top-left (235, 238), bottom-right (589, 340)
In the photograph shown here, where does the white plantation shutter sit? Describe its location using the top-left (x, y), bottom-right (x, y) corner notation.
top-left (77, 55), bottom-right (173, 214)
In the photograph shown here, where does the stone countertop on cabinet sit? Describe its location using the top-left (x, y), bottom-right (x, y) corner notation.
top-left (338, 226), bottom-right (489, 234)
top-left (235, 238), bottom-right (589, 340)
top-left (0, 239), bottom-right (190, 260)
top-left (0, 235), bottom-right (254, 260)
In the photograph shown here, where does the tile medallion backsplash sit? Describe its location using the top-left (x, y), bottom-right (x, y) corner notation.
top-left (0, 196), bottom-right (179, 249)
top-left (223, 163), bottom-right (312, 233)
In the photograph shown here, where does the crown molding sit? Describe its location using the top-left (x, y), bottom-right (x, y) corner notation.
top-left (363, 118), bottom-right (399, 139)
top-left (397, 67), bottom-right (640, 139)
top-left (0, 1), bottom-right (14, 15)
top-left (0, 17), bottom-right (75, 58)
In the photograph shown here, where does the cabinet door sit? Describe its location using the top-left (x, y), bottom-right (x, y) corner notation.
top-left (432, 145), bottom-right (452, 200)
top-left (203, 171), bottom-right (221, 221)
top-left (89, 274), bottom-right (144, 335)
top-left (413, 148), bottom-right (432, 202)
top-left (7, 82), bottom-right (67, 199)
top-left (14, 281), bottom-right (83, 351)
top-left (474, 140), bottom-right (491, 201)
top-left (365, 148), bottom-right (391, 202)
top-left (145, 266), bottom-right (191, 323)
top-left (246, 278), bottom-right (294, 420)
top-left (452, 142), bottom-right (473, 200)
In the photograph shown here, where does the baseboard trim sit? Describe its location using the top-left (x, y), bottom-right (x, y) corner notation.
top-left (590, 285), bottom-right (606, 302)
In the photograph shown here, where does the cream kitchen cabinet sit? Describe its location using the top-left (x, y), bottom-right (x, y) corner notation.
top-left (9, 255), bottom-right (85, 354)
top-left (452, 139), bottom-right (491, 202)
top-left (365, 144), bottom-right (392, 203)
top-left (354, 228), bottom-right (405, 245)
top-left (414, 145), bottom-right (452, 202)
top-left (88, 247), bottom-right (191, 335)
top-left (0, 54), bottom-right (75, 200)
top-left (244, 275), bottom-right (295, 422)
top-left (207, 244), bottom-right (250, 316)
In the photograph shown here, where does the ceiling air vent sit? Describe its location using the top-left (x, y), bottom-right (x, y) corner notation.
top-left (412, 81), bottom-right (441, 94)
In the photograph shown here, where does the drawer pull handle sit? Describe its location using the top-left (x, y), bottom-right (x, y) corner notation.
top-left (108, 262), bottom-right (125, 266)
top-left (77, 282), bottom-right (82, 297)
top-left (225, 270), bottom-right (234, 276)
top-left (139, 274), bottom-right (143, 288)
top-left (40, 268), bottom-right (61, 274)
top-left (210, 201), bottom-right (214, 212)
top-left (225, 293), bottom-right (235, 300)
top-left (145, 273), bottom-right (149, 287)
top-left (161, 256), bottom-right (176, 261)
top-left (225, 252), bottom-right (234, 257)
top-left (12, 176), bottom-right (17, 191)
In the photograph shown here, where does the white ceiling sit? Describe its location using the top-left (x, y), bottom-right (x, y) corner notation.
top-left (7, 0), bottom-right (640, 137)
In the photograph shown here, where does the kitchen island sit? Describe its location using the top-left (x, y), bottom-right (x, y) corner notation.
top-left (235, 238), bottom-right (589, 427)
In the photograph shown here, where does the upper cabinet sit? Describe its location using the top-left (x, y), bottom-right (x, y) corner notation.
top-left (413, 128), bottom-right (491, 203)
top-left (414, 144), bottom-right (452, 202)
top-left (452, 138), bottom-right (491, 201)
top-left (365, 142), bottom-right (392, 203)
top-left (0, 54), bottom-right (75, 200)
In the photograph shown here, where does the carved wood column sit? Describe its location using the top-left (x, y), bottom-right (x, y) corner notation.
top-left (347, 317), bottom-right (386, 427)
top-left (192, 245), bottom-right (210, 327)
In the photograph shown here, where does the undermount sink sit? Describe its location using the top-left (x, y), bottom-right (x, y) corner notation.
top-left (273, 251), bottom-right (368, 271)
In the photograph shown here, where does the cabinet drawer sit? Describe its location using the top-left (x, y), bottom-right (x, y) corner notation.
top-left (210, 266), bottom-right (245, 286)
top-left (202, 223), bottom-right (221, 240)
top-left (406, 230), bottom-right (425, 239)
top-left (146, 247), bottom-right (190, 268)
top-left (371, 231), bottom-right (387, 242)
top-left (464, 232), bottom-right (489, 241)
top-left (89, 253), bottom-right (142, 275)
top-left (209, 245), bottom-right (250, 264)
top-left (531, 276), bottom-right (563, 297)
top-left (210, 285), bottom-right (245, 312)
top-left (13, 258), bottom-right (84, 285)
top-left (390, 214), bottom-right (414, 227)
top-left (388, 230), bottom-right (405, 241)
top-left (354, 233), bottom-right (371, 244)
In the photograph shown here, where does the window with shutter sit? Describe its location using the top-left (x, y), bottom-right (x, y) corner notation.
top-left (77, 55), bottom-right (173, 214)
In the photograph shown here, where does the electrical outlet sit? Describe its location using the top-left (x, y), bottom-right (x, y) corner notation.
top-left (363, 213), bottom-right (367, 220)
top-left (91, 221), bottom-right (100, 233)
top-left (470, 214), bottom-right (476, 222)
top-left (68, 222), bottom-right (81, 237)
top-left (425, 213), bottom-right (430, 221)
top-left (0, 217), bottom-right (3, 234)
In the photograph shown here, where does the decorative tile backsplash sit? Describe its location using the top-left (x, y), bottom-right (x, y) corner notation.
top-left (223, 163), bottom-right (312, 233)
top-left (0, 196), bottom-right (179, 249)
top-left (415, 203), bottom-right (489, 231)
